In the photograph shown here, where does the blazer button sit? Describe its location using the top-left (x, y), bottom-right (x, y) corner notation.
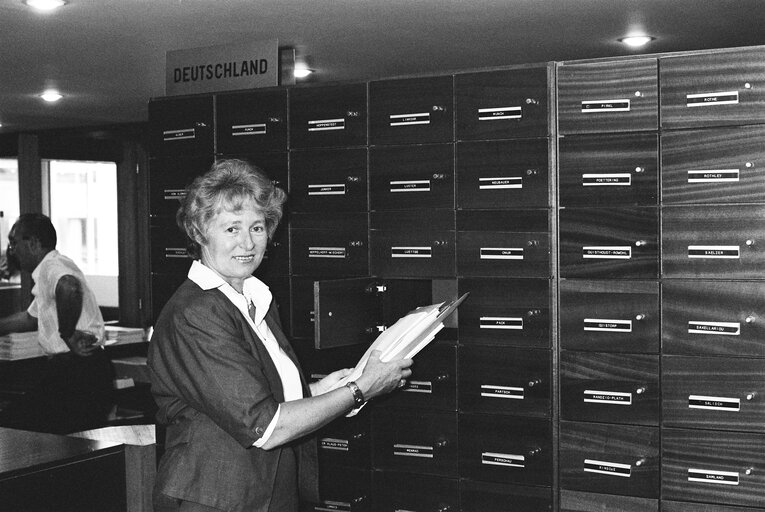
top-left (256, 427), bottom-right (265, 436)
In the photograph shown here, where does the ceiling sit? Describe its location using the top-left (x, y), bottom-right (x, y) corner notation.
top-left (1, 0), bottom-right (764, 133)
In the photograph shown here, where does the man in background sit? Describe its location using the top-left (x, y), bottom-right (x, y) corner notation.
top-left (0, 213), bottom-right (114, 434)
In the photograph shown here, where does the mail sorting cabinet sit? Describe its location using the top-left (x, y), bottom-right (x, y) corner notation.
top-left (289, 148), bottom-right (368, 213)
top-left (369, 143), bottom-right (454, 211)
top-left (662, 427), bottom-right (765, 508)
top-left (368, 75), bottom-right (454, 146)
top-left (557, 58), bottom-right (658, 134)
top-left (559, 279), bottom-right (660, 354)
top-left (660, 46), bottom-right (765, 130)
top-left (456, 138), bottom-right (550, 209)
top-left (559, 490), bottom-right (657, 512)
top-left (454, 65), bottom-right (550, 141)
top-left (148, 155), bottom-right (214, 218)
top-left (559, 421), bottom-right (659, 499)
top-left (289, 82), bottom-right (367, 149)
top-left (371, 470), bottom-right (458, 512)
top-left (215, 88), bottom-right (287, 153)
top-left (661, 125), bottom-right (765, 205)
top-left (148, 96), bottom-right (215, 157)
top-left (558, 133), bottom-right (658, 207)
top-left (456, 209), bottom-right (551, 278)
top-left (290, 212), bottom-right (369, 278)
top-left (460, 480), bottom-right (553, 512)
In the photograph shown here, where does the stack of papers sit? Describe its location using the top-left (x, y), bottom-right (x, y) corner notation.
top-left (104, 326), bottom-right (147, 346)
top-left (0, 331), bottom-right (45, 360)
top-left (330, 292), bottom-right (469, 416)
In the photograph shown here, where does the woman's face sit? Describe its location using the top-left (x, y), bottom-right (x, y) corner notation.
top-left (200, 201), bottom-right (268, 292)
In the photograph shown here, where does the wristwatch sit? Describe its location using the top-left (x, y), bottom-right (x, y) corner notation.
top-left (345, 381), bottom-right (365, 407)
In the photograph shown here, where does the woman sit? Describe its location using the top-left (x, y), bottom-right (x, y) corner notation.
top-left (149, 159), bottom-right (412, 512)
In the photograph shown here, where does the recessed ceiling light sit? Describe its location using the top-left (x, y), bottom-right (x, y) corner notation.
top-left (40, 90), bottom-right (63, 102)
top-left (24, 0), bottom-right (67, 11)
top-left (619, 35), bottom-right (655, 48)
top-left (293, 63), bottom-right (313, 79)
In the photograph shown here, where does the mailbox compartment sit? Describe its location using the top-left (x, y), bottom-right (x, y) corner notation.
top-left (369, 144), bottom-right (454, 211)
top-left (216, 88), bottom-right (287, 153)
top-left (458, 345), bottom-right (551, 417)
top-left (559, 133), bottom-right (658, 207)
top-left (459, 413), bottom-right (552, 486)
top-left (460, 480), bottom-right (552, 512)
top-left (456, 138), bottom-right (550, 209)
top-left (662, 356), bottom-right (765, 433)
top-left (662, 205), bottom-right (765, 278)
top-left (662, 427), bottom-right (765, 508)
top-left (369, 210), bottom-right (455, 278)
top-left (374, 342), bottom-right (457, 411)
top-left (559, 207), bottom-right (658, 278)
top-left (662, 500), bottom-right (765, 512)
top-left (148, 96), bottom-right (214, 157)
top-left (290, 212), bottom-right (369, 277)
top-left (661, 125), bottom-right (765, 204)
top-left (557, 58), bottom-right (658, 134)
top-left (559, 490), bottom-right (657, 512)
top-left (560, 351), bottom-right (659, 426)
top-left (371, 471), bottom-right (458, 512)
top-left (454, 66), bottom-right (549, 140)
top-left (317, 409), bottom-right (371, 470)
top-left (150, 223), bottom-right (191, 275)
top-left (660, 46), bottom-right (765, 129)
top-left (289, 83), bottom-right (367, 149)
top-left (149, 156), bottom-right (213, 218)
top-left (253, 220), bottom-right (289, 280)
top-left (560, 421), bottom-right (659, 498)
top-left (456, 209), bottom-right (551, 278)
top-left (662, 280), bottom-right (765, 357)
top-left (289, 148), bottom-right (368, 213)
top-left (371, 408), bottom-right (458, 477)
top-left (458, 277), bottom-right (551, 347)
top-left (151, 272), bottom-right (187, 323)
top-left (289, 277), bottom-right (318, 339)
top-left (304, 466), bottom-right (371, 512)
top-left (559, 279), bottom-right (659, 354)
top-left (224, 152), bottom-right (288, 192)
top-left (369, 75), bottom-right (453, 145)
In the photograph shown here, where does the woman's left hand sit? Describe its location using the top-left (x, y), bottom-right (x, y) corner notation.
top-left (310, 368), bottom-right (353, 396)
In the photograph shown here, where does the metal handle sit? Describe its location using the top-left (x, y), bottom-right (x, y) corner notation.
top-left (268, 116), bottom-right (282, 123)
top-left (635, 386), bottom-right (647, 395)
top-left (346, 175), bottom-right (360, 182)
top-left (635, 240), bottom-right (647, 247)
top-left (194, 121), bottom-right (208, 128)
top-left (435, 439), bottom-right (449, 449)
top-left (635, 313), bottom-right (646, 321)
top-left (527, 378), bottom-right (542, 388)
top-left (527, 446), bottom-right (542, 458)
top-left (635, 457), bottom-right (646, 467)
top-left (432, 105), bottom-right (445, 112)
top-left (525, 98), bottom-right (540, 105)
top-left (434, 373), bottom-right (450, 383)
top-left (634, 166), bottom-right (645, 173)
top-left (746, 239), bottom-right (756, 247)
top-left (746, 391), bottom-right (757, 401)
top-left (746, 314), bottom-right (757, 324)
top-left (526, 239), bottom-right (539, 247)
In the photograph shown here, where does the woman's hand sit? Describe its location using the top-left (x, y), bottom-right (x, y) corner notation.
top-left (355, 350), bottom-right (413, 401)
top-left (310, 367), bottom-right (353, 396)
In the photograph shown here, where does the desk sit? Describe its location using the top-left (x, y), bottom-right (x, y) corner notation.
top-left (0, 427), bottom-right (126, 511)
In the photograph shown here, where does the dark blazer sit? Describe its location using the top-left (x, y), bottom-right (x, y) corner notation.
top-left (148, 279), bottom-right (319, 512)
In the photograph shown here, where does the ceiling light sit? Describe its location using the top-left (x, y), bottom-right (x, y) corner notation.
top-left (619, 35), bottom-right (655, 48)
top-left (40, 90), bottom-right (63, 102)
top-left (293, 63), bottom-right (313, 79)
top-left (24, 0), bottom-right (67, 11)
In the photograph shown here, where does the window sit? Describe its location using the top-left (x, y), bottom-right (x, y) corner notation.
top-left (0, 158), bottom-right (19, 255)
top-left (46, 160), bottom-right (119, 307)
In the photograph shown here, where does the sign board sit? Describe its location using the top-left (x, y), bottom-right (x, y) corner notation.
top-left (165, 39), bottom-right (279, 96)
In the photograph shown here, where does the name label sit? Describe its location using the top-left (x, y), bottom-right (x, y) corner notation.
top-left (165, 247), bottom-right (189, 259)
top-left (481, 451), bottom-right (525, 468)
top-left (584, 390), bottom-right (632, 405)
top-left (480, 316), bottom-right (523, 330)
top-left (583, 246), bottom-right (632, 259)
top-left (308, 118), bottom-right (345, 132)
top-left (391, 246), bottom-right (432, 258)
top-left (689, 394), bottom-right (741, 412)
top-left (480, 247), bottom-right (524, 260)
top-left (390, 112), bottom-right (430, 126)
top-left (314, 500), bottom-right (351, 512)
top-left (688, 245), bottom-right (740, 259)
top-left (403, 380), bottom-right (432, 394)
top-left (581, 99), bottom-right (631, 112)
top-left (231, 123), bottom-right (266, 136)
top-left (478, 106), bottom-right (523, 121)
top-left (308, 184), bottom-right (346, 196)
top-left (584, 459), bottom-right (632, 478)
top-left (164, 188), bottom-right (187, 201)
top-left (481, 384), bottom-right (525, 400)
top-left (163, 128), bottom-right (195, 141)
top-left (688, 321), bottom-right (740, 336)
top-left (394, 443), bottom-right (434, 458)
top-left (584, 318), bottom-right (633, 332)
top-left (688, 468), bottom-right (740, 485)
top-left (687, 91), bottom-right (740, 107)
top-left (309, 247), bottom-right (346, 259)
top-left (390, 180), bottom-right (431, 193)
top-left (688, 169), bottom-right (739, 183)
top-left (320, 437), bottom-right (349, 452)
top-left (582, 173), bottom-right (632, 186)
top-left (479, 176), bottom-right (523, 190)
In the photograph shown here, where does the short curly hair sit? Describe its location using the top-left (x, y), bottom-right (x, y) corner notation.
top-left (177, 159), bottom-right (286, 260)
